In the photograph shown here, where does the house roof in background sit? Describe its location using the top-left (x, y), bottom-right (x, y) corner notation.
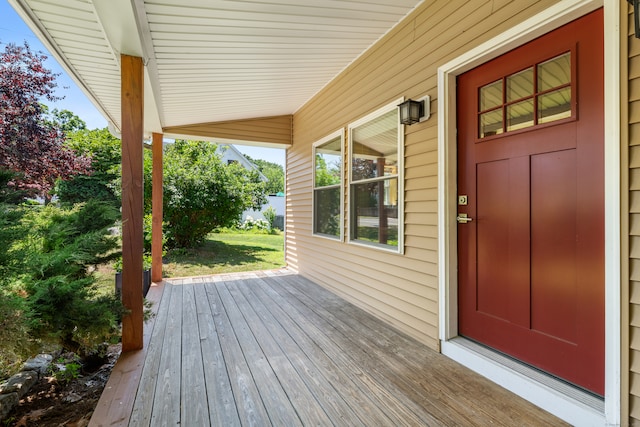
top-left (8, 0), bottom-right (423, 143)
top-left (217, 144), bottom-right (267, 181)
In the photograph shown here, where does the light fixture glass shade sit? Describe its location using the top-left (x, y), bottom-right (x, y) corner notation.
top-left (398, 99), bottom-right (424, 125)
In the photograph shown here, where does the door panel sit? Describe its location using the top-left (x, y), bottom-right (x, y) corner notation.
top-left (531, 149), bottom-right (577, 343)
top-left (457, 9), bottom-right (604, 395)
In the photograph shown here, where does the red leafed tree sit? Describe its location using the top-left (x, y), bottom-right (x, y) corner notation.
top-left (0, 41), bottom-right (90, 201)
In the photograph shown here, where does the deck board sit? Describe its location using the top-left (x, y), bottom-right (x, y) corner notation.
top-left (193, 283), bottom-right (240, 427)
top-left (256, 273), bottom-right (446, 426)
top-left (249, 273), bottom-right (431, 426)
top-left (205, 279), bottom-right (272, 426)
top-left (234, 277), bottom-right (367, 426)
top-left (227, 278), bottom-right (341, 425)
top-left (181, 283), bottom-right (208, 425)
top-left (128, 282), bottom-right (171, 426)
top-left (150, 283), bottom-right (182, 426)
top-left (216, 281), bottom-right (303, 426)
top-left (91, 269), bottom-right (568, 427)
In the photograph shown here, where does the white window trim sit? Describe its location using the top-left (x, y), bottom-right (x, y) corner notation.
top-left (312, 129), bottom-right (345, 241)
top-left (347, 98), bottom-right (405, 254)
top-left (437, 0), bottom-right (618, 425)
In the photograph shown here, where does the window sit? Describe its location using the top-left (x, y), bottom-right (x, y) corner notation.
top-left (478, 51), bottom-right (573, 138)
top-left (313, 131), bottom-right (343, 239)
top-left (348, 100), bottom-right (403, 252)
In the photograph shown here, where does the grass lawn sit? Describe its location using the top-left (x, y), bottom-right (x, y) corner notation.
top-left (163, 230), bottom-right (285, 278)
top-left (94, 230), bottom-right (285, 293)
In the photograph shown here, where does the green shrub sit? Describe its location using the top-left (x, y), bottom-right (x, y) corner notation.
top-left (19, 201), bottom-right (123, 355)
top-left (50, 356), bottom-right (81, 384)
top-left (146, 140), bottom-right (267, 248)
top-left (239, 216), bottom-right (270, 233)
top-left (262, 206), bottom-right (276, 230)
top-left (0, 204), bottom-right (32, 377)
top-left (0, 290), bottom-right (31, 379)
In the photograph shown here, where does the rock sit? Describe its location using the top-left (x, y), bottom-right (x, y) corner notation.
top-left (0, 371), bottom-right (38, 398)
top-left (22, 354), bottom-right (53, 375)
top-left (0, 392), bottom-right (18, 420)
top-left (63, 391), bottom-right (82, 403)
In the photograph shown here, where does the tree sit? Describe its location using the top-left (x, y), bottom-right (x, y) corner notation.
top-left (0, 41), bottom-right (89, 202)
top-left (0, 169), bottom-right (27, 204)
top-left (314, 154), bottom-right (341, 187)
top-left (245, 155), bottom-right (284, 194)
top-left (146, 140), bottom-right (267, 248)
top-left (56, 127), bottom-right (121, 206)
top-left (44, 106), bottom-right (87, 133)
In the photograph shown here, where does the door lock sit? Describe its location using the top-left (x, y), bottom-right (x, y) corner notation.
top-left (456, 213), bottom-right (473, 223)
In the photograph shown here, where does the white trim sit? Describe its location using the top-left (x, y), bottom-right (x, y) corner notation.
top-left (312, 129), bottom-right (345, 242)
top-left (603, 2), bottom-right (622, 424)
top-left (347, 98), bottom-right (405, 254)
top-left (441, 340), bottom-right (605, 426)
top-left (437, 0), bottom-right (619, 424)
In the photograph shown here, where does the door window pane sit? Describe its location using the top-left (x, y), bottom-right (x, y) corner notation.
top-left (538, 53), bottom-right (571, 91)
top-left (480, 110), bottom-right (503, 138)
top-left (507, 99), bottom-right (534, 132)
top-left (538, 87), bottom-right (572, 124)
top-left (480, 80), bottom-right (502, 111)
top-left (506, 68), bottom-right (533, 102)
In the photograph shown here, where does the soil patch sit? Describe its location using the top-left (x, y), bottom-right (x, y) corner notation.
top-left (4, 345), bottom-right (120, 427)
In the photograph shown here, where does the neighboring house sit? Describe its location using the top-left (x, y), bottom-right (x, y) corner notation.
top-left (216, 144), bottom-right (265, 178)
top-left (216, 144), bottom-right (284, 227)
top-left (10, 0), bottom-right (635, 424)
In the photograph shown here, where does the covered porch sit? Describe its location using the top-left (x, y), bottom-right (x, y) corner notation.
top-left (90, 270), bottom-right (564, 426)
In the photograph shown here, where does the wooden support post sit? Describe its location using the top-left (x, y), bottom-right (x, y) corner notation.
top-left (121, 54), bottom-right (144, 352)
top-left (151, 132), bottom-right (163, 283)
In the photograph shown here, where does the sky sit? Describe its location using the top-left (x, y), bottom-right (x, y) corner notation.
top-left (0, 0), bottom-right (285, 166)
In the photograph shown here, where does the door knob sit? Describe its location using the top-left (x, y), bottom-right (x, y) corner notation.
top-left (457, 213), bottom-right (473, 223)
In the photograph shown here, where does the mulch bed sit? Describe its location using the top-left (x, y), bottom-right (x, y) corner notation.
top-left (4, 345), bottom-right (120, 427)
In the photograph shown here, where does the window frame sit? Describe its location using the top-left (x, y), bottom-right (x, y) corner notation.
top-left (347, 98), bottom-right (405, 253)
top-left (475, 47), bottom-right (577, 142)
top-left (312, 129), bottom-right (345, 241)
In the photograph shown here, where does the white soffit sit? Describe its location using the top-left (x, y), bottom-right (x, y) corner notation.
top-left (9, 0), bottom-right (423, 136)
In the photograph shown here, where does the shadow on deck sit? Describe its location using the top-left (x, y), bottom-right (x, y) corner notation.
top-left (89, 269), bottom-right (565, 426)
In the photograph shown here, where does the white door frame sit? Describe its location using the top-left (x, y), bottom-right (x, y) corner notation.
top-left (437, 0), bottom-right (619, 425)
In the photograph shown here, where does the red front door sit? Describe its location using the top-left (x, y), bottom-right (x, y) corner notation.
top-left (457, 10), bottom-right (604, 395)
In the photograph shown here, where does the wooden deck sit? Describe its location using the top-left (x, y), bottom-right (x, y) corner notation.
top-left (90, 269), bottom-right (566, 426)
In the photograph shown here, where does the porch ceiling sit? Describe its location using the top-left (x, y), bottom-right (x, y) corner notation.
top-left (9, 0), bottom-right (423, 143)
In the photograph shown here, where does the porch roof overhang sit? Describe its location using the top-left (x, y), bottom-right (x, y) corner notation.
top-left (8, 0), bottom-right (424, 147)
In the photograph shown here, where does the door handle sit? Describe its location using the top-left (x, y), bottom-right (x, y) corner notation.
top-left (457, 213), bottom-right (473, 223)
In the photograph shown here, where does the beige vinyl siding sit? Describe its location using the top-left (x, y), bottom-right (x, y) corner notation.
top-left (630, 2), bottom-right (640, 421)
top-left (163, 115), bottom-right (292, 145)
top-left (288, 0), bottom-right (559, 348)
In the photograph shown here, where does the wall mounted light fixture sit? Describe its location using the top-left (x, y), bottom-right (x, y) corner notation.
top-left (630, 0), bottom-right (640, 38)
top-left (398, 95), bottom-right (430, 125)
